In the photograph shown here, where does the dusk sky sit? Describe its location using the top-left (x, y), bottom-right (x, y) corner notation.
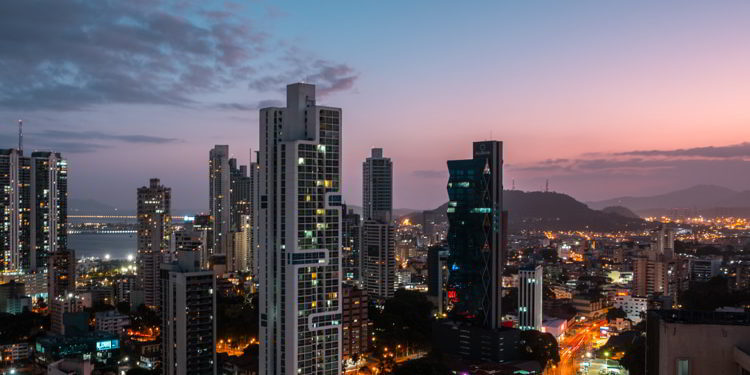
top-left (2, 0), bottom-right (750, 211)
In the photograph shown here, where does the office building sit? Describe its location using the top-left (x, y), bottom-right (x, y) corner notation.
top-left (48, 249), bottom-right (75, 300)
top-left (427, 244), bottom-right (449, 314)
top-left (161, 251), bottom-right (217, 375)
top-left (518, 265), bottom-right (542, 331)
top-left (137, 178), bottom-right (171, 308)
top-left (647, 310), bottom-right (750, 375)
top-left (361, 148), bottom-right (396, 301)
top-left (1, 149), bottom-right (67, 273)
top-left (259, 83), bottom-right (343, 375)
top-left (341, 284), bottom-right (370, 363)
top-left (446, 141), bottom-right (504, 329)
top-left (210, 145), bottom-right (231, 257)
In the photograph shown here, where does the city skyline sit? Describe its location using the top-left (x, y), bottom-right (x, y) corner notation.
top-left (2, 1), bottom-right (750, 210)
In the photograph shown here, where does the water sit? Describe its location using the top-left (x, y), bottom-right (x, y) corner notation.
top-left (68, 233), bottom-right (136, 260)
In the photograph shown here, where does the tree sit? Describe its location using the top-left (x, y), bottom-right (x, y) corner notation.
top-left (619, 334), bottom-right (646, 375)
top-left (371, 290), bottom-right (434, 351)
top-left (392, 355), bottom-right (452, 375)
top-left (518, 330), bottom-right (560, 371)
top-left (606, 307), bottom-right (628, 321)
top-left (679, 276), bottom-right (750, 311)
top-left (217, 293), bottom-right (258, 342)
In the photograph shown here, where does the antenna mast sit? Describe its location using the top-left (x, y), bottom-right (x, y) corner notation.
top-left (545, 179), bottom-right (549, 193)
top-left (18, 119), bottom-right (22, 151)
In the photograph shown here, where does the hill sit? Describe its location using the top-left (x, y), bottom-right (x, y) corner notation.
top-left (601, 206), bottom-right (640, 219)
top-left (587, 185), bottom-right (742, 211)
top-left (402, 190), bottom-right (644, 232)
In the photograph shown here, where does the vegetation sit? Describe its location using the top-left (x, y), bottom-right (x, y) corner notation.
top-left (0, 311), bottom-right (48, 344)
top-left (392, 354), bottom-right (452, 375)
top-left (370, 290), bottom-right (434, 351)
top-left (606, 307), bottom-right (628, 321)
top-left (679, 276), bottom-right (750, 311)
top-left (217, 293), bottom-right (258, 342)
top-left (518, 330), bottom-right (560, 371)
top-left (619, 334), bottom-right (646, 375)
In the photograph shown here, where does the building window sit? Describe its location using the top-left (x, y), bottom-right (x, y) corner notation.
top-left (676, 358), bottom-right (690, 375)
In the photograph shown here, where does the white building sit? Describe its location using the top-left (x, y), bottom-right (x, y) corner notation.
top-left (95, 310), bottom-right (130, 335)
top-left (160, 251), bottom-right (216, 375)
top-left (259, 83), bottom-right (343, 375)
top-left (613, 295), bottom-right (647, 322)
top-left (518, 265), bottom-right (543, 331)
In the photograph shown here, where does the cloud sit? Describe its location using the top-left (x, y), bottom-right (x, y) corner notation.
top-left (31, 130), bottom-right (180, 144)
top-left (614, 142), bottom-right (750, 159)
top-left (214, 99), bottom-right (284, 111)
top-left (0, 0), bottom-right (357, 110)
top-left (412, 170), bottom-right (448, 179)
top-left (248, 49), bottom-right (359, 97)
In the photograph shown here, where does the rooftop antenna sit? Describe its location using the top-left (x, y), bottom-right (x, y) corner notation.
top-left (18, 119), bottom-right (22, 151)
top-left (545, 179), bottom-right (549, 193)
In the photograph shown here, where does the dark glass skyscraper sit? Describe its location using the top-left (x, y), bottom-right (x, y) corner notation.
top-left (446, 141), bottom-right (503, 329)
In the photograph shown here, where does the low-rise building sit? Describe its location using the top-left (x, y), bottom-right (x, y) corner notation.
top-left (95, 310), bottom-right (130, 335)
top-left (613, 295), bottom-right (647, 322)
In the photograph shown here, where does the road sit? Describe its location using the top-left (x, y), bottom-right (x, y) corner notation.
top-left (546, 319), bottom-right (606, 375)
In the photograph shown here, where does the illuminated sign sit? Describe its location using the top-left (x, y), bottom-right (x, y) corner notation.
top-left (96, 339), bottom-right (120, 351)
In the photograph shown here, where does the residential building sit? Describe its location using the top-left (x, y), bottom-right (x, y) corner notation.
top-left (258, 83), bottom-right (343, 375)
top-left (160, 251), bottom-right (217, 375)
top-left (210, 145), bottom-right (231, 258)
top-left (689, 256), bottom-right (723, 282)
top-left (1, 149), bottom-right (67, 273)
top-left (341, 284), bottom-right (370, 363)
top-left (613, 295), bottom-right (647, 322)
top-left (341, 205), bottom-right (361, 282)
top-left (95, 310), bottom-right (130, 335)
top-left (50, 293), bottom-right (84, 335)
top-left (48, 249), bottom-right (75, 299)
top-left (136, 178), bottom-right (171, 308)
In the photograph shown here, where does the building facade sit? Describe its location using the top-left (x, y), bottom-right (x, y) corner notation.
top-left (1, 149), bottom-right (67, 273)
top-left (341, 284), bottom-right (370, 363)
top-left (518, 265), bottom-right (542, 331)
top-left (210, 145), bottom-right (231, 258)
top-left (259, 83), bottom-right (343, 375)
top-left (137, 178), bottom-right (172, 308)
top-left (160, 252), bottom-right (217, 375)
top-left (446, 141), bottom-right (504, 329)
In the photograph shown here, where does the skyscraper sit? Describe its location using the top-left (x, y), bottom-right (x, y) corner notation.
top-left (361, 148), bottom-right (396, 301)
top-left (1, 149), bottom-right (67, 273)
top-left (446, 141), bottom-right (504, 329)
top-left (160, 251), bottom-right (216, 375)
top-left (209, 145), bottom-right (231, 258)
top-left (137, 178), bottom-right (171, 308)
top-left (362, 148), bottom-right (392, 222)
top-left (518, 264), bottom-right (543, 331)
top-left (259, 83), bottom-right (343, 375)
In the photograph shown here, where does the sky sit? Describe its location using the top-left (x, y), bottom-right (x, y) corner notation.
top-left (2, 0), bottom-right (750, 211)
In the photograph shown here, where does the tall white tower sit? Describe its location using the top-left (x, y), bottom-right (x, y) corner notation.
top-left (259, 83), bottom-right (343, 375)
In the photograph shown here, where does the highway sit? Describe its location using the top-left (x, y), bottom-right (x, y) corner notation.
top-left (546, 319), bottom-right (606, 375)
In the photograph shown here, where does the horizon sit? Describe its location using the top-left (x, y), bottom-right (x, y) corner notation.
top-left (3, 1), bottom-right (750, 210)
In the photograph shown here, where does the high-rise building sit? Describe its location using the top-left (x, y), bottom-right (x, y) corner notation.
top-left (1, 149), bottom-right (67, 273)
top-left (174, 223), bottom-right (209, 268)
top-left (341, 205), bottom-right (361, 282)
top-left (48, 249), bottom-right (76, 300)
top-left (210, 145), bottom-right (231, 257)
top-left (361, 148), bottom-right (396, 301)
top-left (137, 178), bottom-right (171, 308)
top-left (249, 151), bottom-right (260, 277)
top-left (446, 141), bottom-right (504, 329)
top-left (518, 264), bottom-right (543, 331)
top-left (50, 293), bottom-right (84, 335)
top-left (229, 215), bottom-right (251, 272)
top-left (160, 251), bottom-right (216, 375)
top-left (361, 221), bottom-right (396, 301)
top-left (427, 244), bottom-right (449, 314)
top-left (651, 225), bottom-right (675, 258)
top-left (192, 214), bottom-right (214, 269)
top-left (362, 148), bottom-right (392, 222)
top-left (259, 83), bottom-right (343, 375)
top-left (230, 157), bottom-right (252, 232)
